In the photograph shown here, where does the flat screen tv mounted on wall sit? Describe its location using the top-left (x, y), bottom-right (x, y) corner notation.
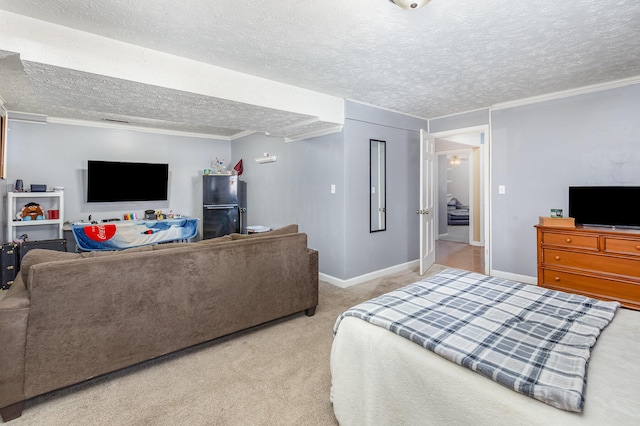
top-left (87, 160), bottom-right (169, 202)
top-left (568, 186), bottom-right (640, 229)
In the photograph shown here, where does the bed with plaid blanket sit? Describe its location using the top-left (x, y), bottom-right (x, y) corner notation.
top-left (333, 268), bottom-right (620, 413)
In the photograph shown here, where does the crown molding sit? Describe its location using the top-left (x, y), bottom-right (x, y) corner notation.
top-left (427, 107), bottom-right (489, 122)
top-left (229, 130), bottom-right (257, 140)
top-left (284, 125), bottom-right (344, 143)
top-left (6, 111), bottom-right (48, 123)
top-left (346, 98), bottom-right (428, 120)
top-left (491, 75), bottom-right (640, 111)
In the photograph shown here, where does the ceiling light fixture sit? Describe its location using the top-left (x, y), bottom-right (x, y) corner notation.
top-left (449, 155), bottom-right (461, 166)
top-left (388, 0), bottom-right (431, 10)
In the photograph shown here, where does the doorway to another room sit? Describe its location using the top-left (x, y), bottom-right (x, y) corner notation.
top-left (433, 127), bottom-right (488, 274)
top-left (436, 240), bottom-right (484, 273)
top-left (440, 151), bottom-right (471, 244)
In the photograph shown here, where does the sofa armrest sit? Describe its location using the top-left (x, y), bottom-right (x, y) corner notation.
top-left (306, 248), bottom-right (319, 316)
top-left (0, 276), bottom-right (30, 413)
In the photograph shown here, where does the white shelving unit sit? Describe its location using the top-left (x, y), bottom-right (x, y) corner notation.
top-left (6, 191), bottom-right (64, 241)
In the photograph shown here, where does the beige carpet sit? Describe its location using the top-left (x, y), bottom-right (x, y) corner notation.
top-left (9, 264), bottom-right (448, 426)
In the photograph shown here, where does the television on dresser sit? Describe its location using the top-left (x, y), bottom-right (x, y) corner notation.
top-left (568, 186), bottom-right (640, 229)
top-left (87, 160), bottom-right (169, 202)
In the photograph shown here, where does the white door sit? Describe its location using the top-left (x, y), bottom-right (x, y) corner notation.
top-left (419, 129), bottom-right (436, 275)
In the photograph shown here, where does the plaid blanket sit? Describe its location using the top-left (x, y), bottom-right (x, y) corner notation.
top-left (333, 268), bottom-right (620, 412)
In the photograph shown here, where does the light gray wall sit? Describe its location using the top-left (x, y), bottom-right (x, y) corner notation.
top-left (8, 83), bottom-right (637, 282)
top-left (231, 101), bottom-right (426, 281)
top-left (491, 83), bottom-right (640, 277)
top-left (229, 131), bottom-right (346, 278)
top-left (4, 102), bottom-right (425, 282)
top-left (5, 120), bottom-right (230, 240)
top-left (343, 102), bottom-right (425, 279)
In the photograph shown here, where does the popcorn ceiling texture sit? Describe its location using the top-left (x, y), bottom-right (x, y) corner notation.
top-left (23, 61), bottom-right (318, 137)
top-left (0, 0), bottom-right (639, 137)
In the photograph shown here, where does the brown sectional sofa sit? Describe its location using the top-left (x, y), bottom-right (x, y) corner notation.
top-left (0, 225), bottom-right (318, 422)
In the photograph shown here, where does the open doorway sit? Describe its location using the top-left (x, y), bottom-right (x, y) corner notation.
top-left (431, 126), bottom-right (489, 274)
top-left (439, 149), bottom-right (472, 244)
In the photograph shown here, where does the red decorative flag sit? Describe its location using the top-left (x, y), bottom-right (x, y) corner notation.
top-left (233, 159), bottom-right (243, 176)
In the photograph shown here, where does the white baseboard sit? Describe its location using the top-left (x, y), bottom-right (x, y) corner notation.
top-left (489, 269), bottom-right (537, 285)
top-left (320, 263), bottom-right (536, 289)
top-left (320, 260), bottom-right (420, 289)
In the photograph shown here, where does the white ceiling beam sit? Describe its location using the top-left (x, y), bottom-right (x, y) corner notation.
top-left (0, 10), bottom-right (344, 126)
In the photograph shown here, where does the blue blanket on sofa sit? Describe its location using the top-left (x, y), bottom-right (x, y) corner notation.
top-left (71, 217), bottom-right (198, 251)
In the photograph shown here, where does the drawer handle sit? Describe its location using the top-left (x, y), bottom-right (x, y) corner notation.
top-left (554, 255), bottom-right (561, 260)
top-left (636, 245), bottom-right (640, 251)
top-left (554, 276), bottom-right (561, 281)
top-left (565, 238), bottom-right (572, 243)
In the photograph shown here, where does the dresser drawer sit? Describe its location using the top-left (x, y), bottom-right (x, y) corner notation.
top-left (542, 269), bottom-right (640, 305)
top-left (543, 248), bottom-right (640, 278)
top-left (604, 236), bottom-right (640, 257)
top-left (541, 232), bottom-right (598, 250)
top-left (536, 225), bottom-right (640, 310)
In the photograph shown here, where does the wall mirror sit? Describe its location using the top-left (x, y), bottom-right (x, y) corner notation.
top-left (370, 139), bottom-right (386, 232)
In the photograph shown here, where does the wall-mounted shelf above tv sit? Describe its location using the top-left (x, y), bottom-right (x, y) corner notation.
top-left (254, 156), bottom-right (277, 164)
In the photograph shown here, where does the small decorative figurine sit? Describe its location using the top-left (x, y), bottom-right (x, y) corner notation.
top-left (19, 202), bottom-right (45, 221)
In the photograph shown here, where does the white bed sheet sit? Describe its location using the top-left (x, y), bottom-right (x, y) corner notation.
top-left (330, 309), bottom-right (640, 426)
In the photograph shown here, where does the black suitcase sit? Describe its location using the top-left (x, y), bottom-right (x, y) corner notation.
top-left (1, 242), bottom-right (19, 290)
top-left (19, 239), bottom-right (68, 264)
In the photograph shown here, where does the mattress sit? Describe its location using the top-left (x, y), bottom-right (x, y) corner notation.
top-left (330, 301), bottom-right (640, 425)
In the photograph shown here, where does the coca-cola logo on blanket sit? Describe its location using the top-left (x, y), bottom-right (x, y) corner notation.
top-left (84, 224), bottom-right (117, 241)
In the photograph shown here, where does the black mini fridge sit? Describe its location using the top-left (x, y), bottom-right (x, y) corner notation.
top-left (202, 175), bottom-right (247, 239)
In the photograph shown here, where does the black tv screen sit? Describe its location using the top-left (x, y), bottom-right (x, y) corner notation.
top-left (569, 186), bottom-right (640, 229)
top-left (87, 160), bottom-right (169, 202)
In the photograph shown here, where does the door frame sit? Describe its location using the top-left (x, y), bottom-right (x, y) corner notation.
top-left (430, 125), bottom-right (490, 275)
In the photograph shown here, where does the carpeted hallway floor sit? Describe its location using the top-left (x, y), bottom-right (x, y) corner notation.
top-left (8, 264), bottom-right (448, 426)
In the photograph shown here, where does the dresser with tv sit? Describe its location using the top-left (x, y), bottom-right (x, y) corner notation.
top-left (536, 225), bottom-right (640, 310)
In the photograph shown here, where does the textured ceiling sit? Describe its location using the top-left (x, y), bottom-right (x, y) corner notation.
top-left (1, 0), bottom-right (639, 138)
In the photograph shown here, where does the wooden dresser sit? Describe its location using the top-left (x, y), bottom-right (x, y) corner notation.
top-left (536, 225), bottom-right (640, 310)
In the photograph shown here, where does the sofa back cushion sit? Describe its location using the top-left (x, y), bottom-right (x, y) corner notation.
top-left (230, 224), bottom-right (298, 240)
top-left (20, 249), bottom-right (82, 283)
top-left (79, 245), bottom-right (153, 258)
top-left (153, 235), bottom-right (232, 250)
